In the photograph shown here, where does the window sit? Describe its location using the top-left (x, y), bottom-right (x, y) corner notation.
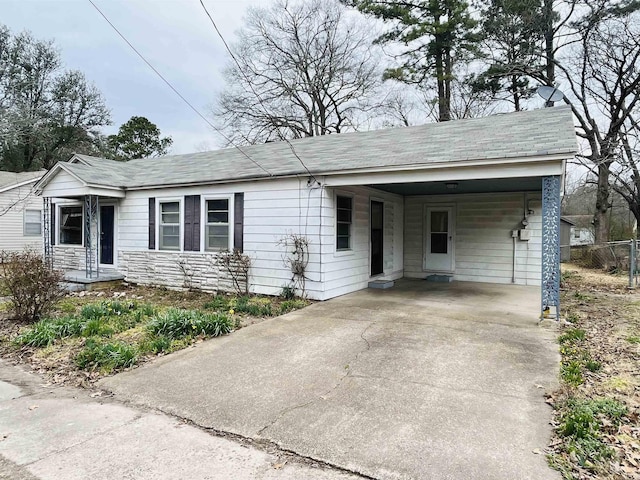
top-left (160, 201), bottom-right (180, 250)
top-left (573, 228), bottom-right (581, 239)
top-left (59, 206), bottom-right (82, 245)
top-left (336, 195), bottom-right (352, 250)
top-left (205, 199), bottom-right (229, 251)
top-left (23, 209), bottom-right (42, 236)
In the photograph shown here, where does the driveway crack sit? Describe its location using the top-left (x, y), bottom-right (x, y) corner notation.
top-left (257, 322), bottom-right (376, 437)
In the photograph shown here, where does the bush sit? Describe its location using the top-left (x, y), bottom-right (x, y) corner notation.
top-left (147, 308), bottom-right (233, 339)
top-left (0, 250), bottom-right (66, 322)
top-left (75, 338), bottom-right (137, 371)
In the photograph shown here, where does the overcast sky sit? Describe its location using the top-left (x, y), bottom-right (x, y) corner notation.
top-left (2, 0), bottom-right (269, 154)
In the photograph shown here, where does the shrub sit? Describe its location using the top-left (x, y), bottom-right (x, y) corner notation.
top-left (75, 338), bottom-right (137, 371)
top-left (0, 250), bottom-right (66, 322)
top-left (147, 308), bottom-right (233, 339)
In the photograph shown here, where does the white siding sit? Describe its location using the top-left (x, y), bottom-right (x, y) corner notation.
top-left (404, 192), bottom-right (541, 286)
top-left (321, 186), bottom-right (404, 299)
top-left (0, 183), bottom-right (43, 253)
top-left (116, 178), bottom-right (327, 299)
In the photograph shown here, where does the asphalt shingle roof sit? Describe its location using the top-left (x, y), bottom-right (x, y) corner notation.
top-left (63, 106), bottom-right (577, 189)
top-left (0, 170), bottom-right (46, 190)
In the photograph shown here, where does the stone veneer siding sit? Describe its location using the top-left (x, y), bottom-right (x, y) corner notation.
top-left (118, 251), bottom-right (246, 293)
top-left (53, 246), bottom-right (86, 271)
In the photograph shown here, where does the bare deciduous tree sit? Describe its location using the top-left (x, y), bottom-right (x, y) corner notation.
top-left (213, 0), bottom-right (383, 145)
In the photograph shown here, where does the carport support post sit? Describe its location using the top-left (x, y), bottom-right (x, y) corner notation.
top-left (42, 197), bottom-right (52, 269)
top-left (84, 195), bottom-right (99, 279)
top-left (541, 176), bottom-right (561, 320)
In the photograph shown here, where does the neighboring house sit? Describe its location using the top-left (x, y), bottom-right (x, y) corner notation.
top-left (562, 214), bottom-right (595, 246)
top-left (35, 107), bottom-right (576, 311)
top-left (0, 170), bottom-right (46, 253)
top-left (560, 217), bottom-right (575, 262)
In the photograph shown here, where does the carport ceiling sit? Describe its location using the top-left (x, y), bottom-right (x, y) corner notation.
top-left (368, 176), bottom-right (543, 196)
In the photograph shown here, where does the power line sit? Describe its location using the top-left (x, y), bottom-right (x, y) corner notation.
top-left (198, 0), bottom-right (319, 185)
top-left (87, 0), bottom-right (273, 177)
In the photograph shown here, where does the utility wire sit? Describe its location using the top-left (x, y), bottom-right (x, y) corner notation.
top-left (198, 0), bottom-right (319, 185)
top-left (87, 0), bottom-right (273, 177)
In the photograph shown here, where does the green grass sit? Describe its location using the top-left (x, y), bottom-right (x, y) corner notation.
top-left (75, 338), bottom-right (138, 372)
top-left (626, 335), bottom-right (640, 344)
top-left (147, 308), bottom-right (234, 339)
top-left (561, 361), bottom-right (584, 386)
top-left (558, 398), bottom-right (627, 468)
top-left (559, 328), bottom-right (586, 344)
top-left (14, 316), bottom-right (85, 347)
top-left (279, 299), bottom-right (308, 314)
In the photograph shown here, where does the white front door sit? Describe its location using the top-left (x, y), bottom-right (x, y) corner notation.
top-left (424, 206), bottom-right (454, 272)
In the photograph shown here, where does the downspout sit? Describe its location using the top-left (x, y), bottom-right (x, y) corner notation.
top-left (512, 235), bottom-right (517, 283)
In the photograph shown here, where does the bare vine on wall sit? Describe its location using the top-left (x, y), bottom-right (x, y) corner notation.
top-left (175, 257), bottom-right (195, 291)
top-left (217, 249), bottom-right (252, 296)
top-left (278, 233), bottom-right (310, 297)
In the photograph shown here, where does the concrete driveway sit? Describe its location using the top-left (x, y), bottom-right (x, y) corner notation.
top-left (101, 280), bottom-right (560, 480)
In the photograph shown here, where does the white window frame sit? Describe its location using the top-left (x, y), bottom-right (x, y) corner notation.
top-left (23, 209), bottom-right (42, 236)
top-left (335, 192), bottom-right (354, 254)
top-left (202, 195), bottom-right (233, 252)
top-left (158, 198), bottom-right (182, 251)
top-left (58, 203), bottom-right (84, 246)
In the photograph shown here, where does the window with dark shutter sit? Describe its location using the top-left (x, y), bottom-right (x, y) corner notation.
top-left (183, 195), bottom-right (201, 251)
top-left (234, 193), bottom-right (244, 252)
top-left (148, 198), bottom-right (156, 250)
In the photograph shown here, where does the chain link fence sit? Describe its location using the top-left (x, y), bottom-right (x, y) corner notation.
top-left (569, 240), bottom-right (640, 287)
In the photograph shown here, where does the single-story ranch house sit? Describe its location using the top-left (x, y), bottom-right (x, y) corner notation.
top-left (35, 106), bottom-right (576, 318)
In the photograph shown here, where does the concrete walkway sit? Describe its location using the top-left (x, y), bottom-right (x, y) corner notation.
top-left (0, 361), bottom-right (361, 480)
top-left (101, 280), bottom-right (561, 480)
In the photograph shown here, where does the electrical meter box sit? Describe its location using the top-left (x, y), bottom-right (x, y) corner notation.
top-left (519, 229), bottom-right (531, 241)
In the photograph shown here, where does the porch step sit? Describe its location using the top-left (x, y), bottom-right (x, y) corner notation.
top-left (62, 270), bottom-right (125, 292)
top-left (368, 279), bottom-right (395, 289)
top-left (59, 282), bottom-right (86, 293)
top-left (425, 274), bottom-right (453, 283)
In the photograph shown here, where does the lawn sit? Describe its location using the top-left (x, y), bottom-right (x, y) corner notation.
top-left (547, 264), bottom-right (640, 479)
top-left (0, 285), bottom-right (308, 386)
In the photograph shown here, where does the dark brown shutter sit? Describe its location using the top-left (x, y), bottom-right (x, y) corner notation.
top-left (183, 195), bottom-right (201, 251)
top-left (50, 202), bottom-right (56, 246)
top-left (234, 193), bottom-right (244, 252)
top-left (148, 198), bottom-right (156, 250)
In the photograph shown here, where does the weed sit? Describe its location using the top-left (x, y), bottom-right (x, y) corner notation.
top-left (204, 295), bottom-right (231, 311)
top-left (279, 299), bottom-right (308, 314)
top-left (280, 285), bottom-right (296, 300)
top-left (140, 335), bottom-right (172, 354)
top-left (14, 316), bottom-right (84, 347)
top-left (75, 338), bottom-right (137, 371)
top-left (561, 361), bottom-right (584, 386)
top-left (565, 312), bottom-right (581, 324)
top-left (559, 329), bottom-right (586, 344)
top-left (81, 318), bottom-right (114, 337)
top-left (80, 303), bottom-right (109, 320)
top-left (558, 398), bottom-right (626, 467)
top-left (584, 358), bottom-right (601, 372)
top-left (573, 291), bottom-right (591, 302)
top-left (147, 308), bottom-right (233, 339)
top-left (626, 335), bottom-right (640, 344)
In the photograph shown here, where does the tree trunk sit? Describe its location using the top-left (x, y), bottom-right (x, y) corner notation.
top-left (594, 161), bottom-right (612, 244)
top-left (435, 50), bottom-right (448, 122)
